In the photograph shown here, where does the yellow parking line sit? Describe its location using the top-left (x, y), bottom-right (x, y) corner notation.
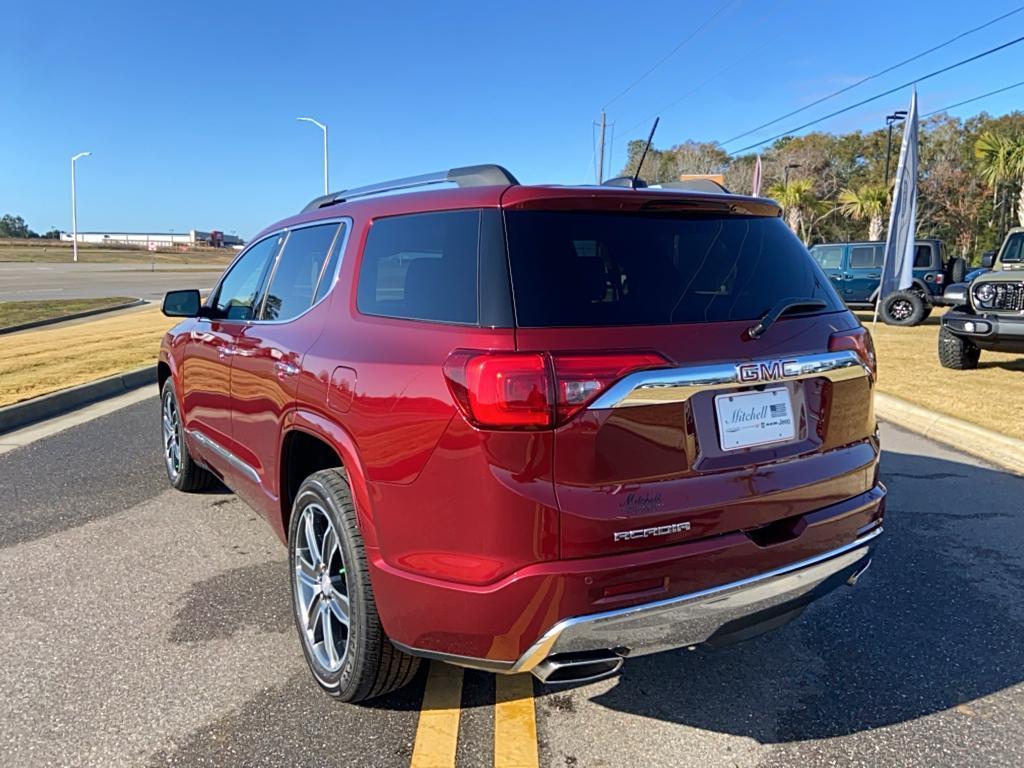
top-left (410, 662), bottom-right (464, 768)
top-left (494, 674), bottom-right (539, 768)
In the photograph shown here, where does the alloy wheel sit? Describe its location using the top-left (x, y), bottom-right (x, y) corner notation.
top-left (161, 389), bottom-right (181, 480)
top-left (892, 299), bottom-right (912, 320)
top-left (293, 503), bottom-right (350, 673)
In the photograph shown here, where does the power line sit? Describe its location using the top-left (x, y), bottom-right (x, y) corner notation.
top-left (603, 0), bottom-right (739, 110)
top-left (727, 33), bottom-right (1024, 155)
top-left (721, 4), bottom-right (1024, 146)
top-left (922, 79), bottom-right (1024, 118)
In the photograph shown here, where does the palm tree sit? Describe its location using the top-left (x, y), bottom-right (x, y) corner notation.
top-left (838, 184), bottom-right (889, 241)
top-left (1012, 134), bottom-right (1024, 227)
top-left (975, 131), bottom-right (1019, 227)
top-left (767, 179), bottom-right (820, 242)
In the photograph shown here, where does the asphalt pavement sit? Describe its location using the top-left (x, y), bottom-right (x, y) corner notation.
top-left (0, 262), bottom-right (223, 302)
top-left (1, 397), bottom-right (1023, 767)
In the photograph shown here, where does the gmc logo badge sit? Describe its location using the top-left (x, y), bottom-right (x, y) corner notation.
top-left (737, 360), bottom-right (801, 383)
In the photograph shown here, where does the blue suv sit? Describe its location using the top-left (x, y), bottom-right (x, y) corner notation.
top-left (809, 239), bottom-right (964, 326)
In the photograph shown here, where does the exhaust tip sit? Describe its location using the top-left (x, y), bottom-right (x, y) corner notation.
top-left (531, 651), bottom-right (624, 685)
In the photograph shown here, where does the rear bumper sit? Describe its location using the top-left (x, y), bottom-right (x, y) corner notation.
top-left (513, 527), bottom-right (878, 676)
top-left (942, 310), bottom-right (1024, 352)
top-left (379, 483), bottom-right (886, 675)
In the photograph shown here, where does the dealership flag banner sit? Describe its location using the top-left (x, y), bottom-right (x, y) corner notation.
top-left (752, 155), bottom-right (763, 197)
top-left (875, 88), bottom-right (919, 325)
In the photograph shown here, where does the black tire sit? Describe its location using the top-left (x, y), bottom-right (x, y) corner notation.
top-left (938, 326), bottom-right (981, 370)
top-left (880, 290), bottom-right (928, 326)
top-left (160, 379), bottom-right (215, 492)
top-left (288, 468), bottom-right (420, 702)
top-left (949, 257), bottom-right (967, 284)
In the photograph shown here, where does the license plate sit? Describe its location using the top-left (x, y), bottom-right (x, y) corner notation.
top-left (714, 387), bottom-right (795, 451)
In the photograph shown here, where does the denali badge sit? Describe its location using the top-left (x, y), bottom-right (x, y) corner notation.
top-left (737, 359), bottom-right (801, 383)
top-left (614, 522), bottom-right (690, 542)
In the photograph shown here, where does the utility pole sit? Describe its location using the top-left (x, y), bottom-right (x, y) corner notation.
top-left (70, 151), bottom-right (91, 264)
top-left (884, 111), bottom-right (907, 187)
top-left (784, 163), bottom-right (801, 186)
top-left (596, 111), bottom-right (607, 184)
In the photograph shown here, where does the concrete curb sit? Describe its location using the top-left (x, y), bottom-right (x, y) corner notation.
top-left (876, 391), bottom-right (1024, 477)
top-left (0, 365), bottom-right (157, 435)
top-left (0, 299), bottom-right (148, 335)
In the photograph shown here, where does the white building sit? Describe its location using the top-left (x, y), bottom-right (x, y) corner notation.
top-left (60, 230), bottom-right (244, 248)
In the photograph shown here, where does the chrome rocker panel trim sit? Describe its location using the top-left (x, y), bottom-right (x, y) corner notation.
top-left (589, 349), bottom-right (870, 409)
top-left (394, 527), bottom-right (881, 678)
top-left (185, 429), bottom-right (260, 484)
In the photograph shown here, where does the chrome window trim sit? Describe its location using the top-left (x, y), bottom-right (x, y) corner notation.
top-left (185, 429), bottom-right (259, 484)
top-left (205, 231), bottom-right (287, 324)
top-left (251, 217), bottom-right (352, 326)
top-left (588, 349), bottom-right (870, 409)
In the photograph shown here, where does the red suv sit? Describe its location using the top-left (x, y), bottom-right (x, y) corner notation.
top-left (159, 165), bottom-right (884, 702)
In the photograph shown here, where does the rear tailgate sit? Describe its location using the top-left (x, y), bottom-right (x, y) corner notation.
top-left (503, 197), bottom-right (877, 559)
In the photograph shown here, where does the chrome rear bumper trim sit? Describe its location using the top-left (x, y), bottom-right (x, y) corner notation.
top-left (510, 527), bottom-right (881, 673)
top-left (588, 349), bottom-right (870, 409)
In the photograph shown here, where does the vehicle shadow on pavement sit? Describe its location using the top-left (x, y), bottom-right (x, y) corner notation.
top-left (553, 448), bottom-right (1024, 743)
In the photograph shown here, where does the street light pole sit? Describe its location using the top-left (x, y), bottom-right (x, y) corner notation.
top-left (70, 151), bottom-right (91, 263)
top-left (884, 111), bottom-right (907, 187)
top-left (297, 117), bottom-right (329, 194)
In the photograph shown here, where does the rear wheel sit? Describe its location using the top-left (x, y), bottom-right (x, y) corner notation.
top-left (938, 326), bottom-right (980, 370)
top-left (880, 290), bottom-right (928, 326)
top-left (160, 379), bottom-right (215, 492)
top-left (288, 468), bottom-right (420, 702)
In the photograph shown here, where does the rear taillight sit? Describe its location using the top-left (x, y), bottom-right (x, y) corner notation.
top-left (443, 350), bottom-right (669, 430)
top-left (829, 327), bottom-right (877, 378)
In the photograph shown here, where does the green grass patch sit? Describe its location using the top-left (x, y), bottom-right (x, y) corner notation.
top-left (0, 297), bottom-right (136, 329)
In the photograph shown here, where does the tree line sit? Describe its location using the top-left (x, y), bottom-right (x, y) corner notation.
top-left (621, 110), bottom-right (1024, 262)
top-left (0, 214), bottom-right (61, 240)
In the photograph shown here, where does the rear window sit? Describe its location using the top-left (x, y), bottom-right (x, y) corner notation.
top-left (505, 211), bottom-right (843, 327)
top-left (356, 210), bottom-right (479, 324)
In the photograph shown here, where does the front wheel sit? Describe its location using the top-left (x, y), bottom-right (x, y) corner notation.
top-left (938, 326), bottom-right (981, 370)
top-left (160, 379), bottom-right (215, 492)
top-left (288, 468), bottom-right (420, 702)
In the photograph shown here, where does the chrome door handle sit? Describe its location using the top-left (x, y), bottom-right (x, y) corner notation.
top-left (217, 346), bottom-right (237, 359)
top-left (275, 361), bottom-right (300, 377)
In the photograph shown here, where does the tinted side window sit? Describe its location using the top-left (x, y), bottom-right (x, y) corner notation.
top-left (811, 246), bottom-right (844, 270)
top-left (313, 223), bottom-right (349, 304)
top-left (357, 210), bottom-right (479, 324)
top-left (213, 235), bottom-right (281, 320)
top-left (913, 244), bottom-right (933, 268)
top-left (261, 224), bottom-right (339, 321)
top-left (850, 245), bottom-right (883, 269)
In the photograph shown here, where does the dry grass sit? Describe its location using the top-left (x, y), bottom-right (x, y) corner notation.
top-left (0, 239), bottom-right (233, 266)
top-left (856, 309), bottom-right (1024, 441)
top-left (0, 306), bottom-right (175, 407)
top-left (0, 297), bottom-right (135, 329)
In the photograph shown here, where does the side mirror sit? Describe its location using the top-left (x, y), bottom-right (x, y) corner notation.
top-left (162, 289), bottom-right (202, 317)
top-left (981, 251), bottom-right (996, 269)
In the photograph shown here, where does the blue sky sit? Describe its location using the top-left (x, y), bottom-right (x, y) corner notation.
top-left (3, 0), bottom-right (1023, 238)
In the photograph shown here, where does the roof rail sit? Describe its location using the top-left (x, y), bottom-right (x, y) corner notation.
top-left (300, 164), bottom-right (519, 213)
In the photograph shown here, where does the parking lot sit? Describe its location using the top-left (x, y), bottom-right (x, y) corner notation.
top-left (0, 263), bottom-right (223, 302)
top-left (1, 393), bottom-right (1023, 767)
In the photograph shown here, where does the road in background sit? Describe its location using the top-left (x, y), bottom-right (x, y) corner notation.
top-left (0, 262), bottom-right (224, 302)
top-left (1, 400), bottom-right (1022, 767)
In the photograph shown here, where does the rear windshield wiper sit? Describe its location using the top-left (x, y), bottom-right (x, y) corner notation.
top-left (747, 297), bottom-right (827, 339)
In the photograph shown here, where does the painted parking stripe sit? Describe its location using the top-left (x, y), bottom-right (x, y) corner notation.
top-left (494, 674), bottom-right (539, 768)
top-left (410, 662), bottom-right (464, 768)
